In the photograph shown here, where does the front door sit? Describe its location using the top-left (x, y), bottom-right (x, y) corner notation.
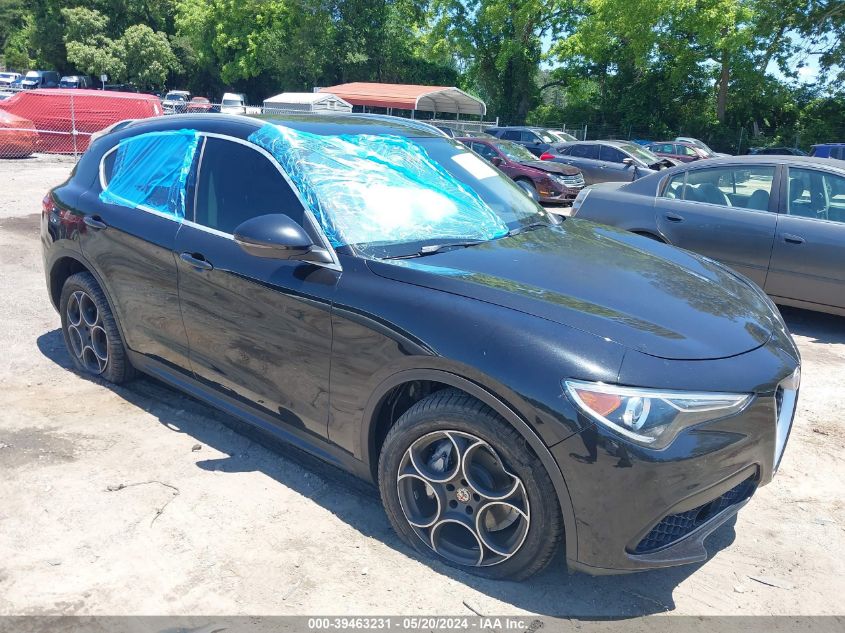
top-left (655, 164), bottom-right (780, 287)
top-left (176, 136), bottom-right (338, 438)
top-left (765, 166), bottom-right (845, 310)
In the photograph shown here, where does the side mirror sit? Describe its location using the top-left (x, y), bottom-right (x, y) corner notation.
top-left (491, 156), bottom-right (504, 167)
top-left (622, 157), bottom-right (634, 166)
top-left (233, 214), bottom-right (333, 264)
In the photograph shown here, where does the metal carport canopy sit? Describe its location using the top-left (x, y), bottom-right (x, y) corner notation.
top-left (319, 82), bottom-right (486, 116)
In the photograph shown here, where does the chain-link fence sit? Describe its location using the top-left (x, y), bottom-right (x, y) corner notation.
top-left (0, 88), bottom-right (504, 160)
top-left (0, 88), bottom-right (167, 158)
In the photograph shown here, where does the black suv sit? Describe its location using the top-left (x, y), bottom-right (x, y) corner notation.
top-left (42, 113), bottom-right (800, 580)
top-left (486, 126), bottom-right (563, 157)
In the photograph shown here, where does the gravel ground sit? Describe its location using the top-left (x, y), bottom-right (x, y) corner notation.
top-left (0, 156), bottom-right (843, 618)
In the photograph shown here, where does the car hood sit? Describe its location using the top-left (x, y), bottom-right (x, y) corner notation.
top-left (367, 220), bottom-right (775, 360)
top-left (518, 160), bottom-right (580, 176)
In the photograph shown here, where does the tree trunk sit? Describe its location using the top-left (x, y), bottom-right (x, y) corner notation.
top-left (717, 49), bottom-right (729, 122)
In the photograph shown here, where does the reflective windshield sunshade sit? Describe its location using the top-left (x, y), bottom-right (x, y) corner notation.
top-left (248, 123), bottom-right (509, 248)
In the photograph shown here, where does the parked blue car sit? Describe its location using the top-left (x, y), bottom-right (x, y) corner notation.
top-left (810, 143), bottom-right (845, 160)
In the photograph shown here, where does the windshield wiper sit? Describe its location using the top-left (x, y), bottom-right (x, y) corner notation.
top-left (506, 221), bottom-right (551, 237)
top-left (384, 240), bottom-right (486, 260)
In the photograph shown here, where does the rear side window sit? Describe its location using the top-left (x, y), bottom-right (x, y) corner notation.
top-left (501, 130), bottom-right (520, 141)
top-left (661, 172), bottom-right (686, 199)
top-left (570, 144), bottom-right (598, 159)
top-left (194, 137), bottom-right (305, 234)
top-left (99, 130), bottom-right (200, 219)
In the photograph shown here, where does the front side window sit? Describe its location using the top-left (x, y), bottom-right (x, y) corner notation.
top-left (248, 124), bottom-right (547, 258)
top-left (681, 166), bottom-right (775, 210)
top-left (599, 145), bottom-right (626, 163)
top-left (520, 131), bottom-right (539, 142)
top-left (788, 168), bottom-right (845, 223)
top-left (194, 137), bottom-right (305, 234)
top-left (678, 145), bottom-right (698, 157)
top-left (501, 130), bottom-right (520, 141)
top-left (470, 142), bottom-right (499, 162)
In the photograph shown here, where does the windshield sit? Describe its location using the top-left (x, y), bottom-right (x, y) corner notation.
top-left (25, 71), bottom-right (39, 79)
top-left (494, 140), bottom-right (537, 162)
top-left (681, 137), bottom-right (715, 154)
top-left (165, 94), bottom-right (186, 101)
top-left (248, 125), bottom-right (548, 259)
top-left (222, 99), bottom-right (242, 106)
top-left (533, 130), bottom-right (557, 143)
top-left (549, 130), bottom-right (576, 143)
top-left (619, 143), bottom-right (660, 164)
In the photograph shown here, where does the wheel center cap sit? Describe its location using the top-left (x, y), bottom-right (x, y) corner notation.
top-left (455, 487), bottom-right (471, 503)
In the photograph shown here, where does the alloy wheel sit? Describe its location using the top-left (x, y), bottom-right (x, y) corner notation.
top-left (65, 290), bottom-right (109, 374)
top-left (396, 430), bottom-right (530, 567)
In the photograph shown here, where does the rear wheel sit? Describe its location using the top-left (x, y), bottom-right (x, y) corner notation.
top-left (378, 389), bottom-right (562, 580)
top-left (59, 272), bottom-right (134, 384)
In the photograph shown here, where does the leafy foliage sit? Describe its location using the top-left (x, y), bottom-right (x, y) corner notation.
top-left (1, 0), bottom-right (842, 151)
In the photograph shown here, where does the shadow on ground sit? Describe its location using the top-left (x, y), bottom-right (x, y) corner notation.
top-left (37, 325), bottom-right (755, 618)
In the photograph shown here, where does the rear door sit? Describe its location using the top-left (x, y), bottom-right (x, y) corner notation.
top-left (563, 144), bottom-right (602, 183)
top-left (765, 166), bottom-right (845, 310)
top-left (78, 130), bottom-right (198, 370)
top-left (175, 135), bottom-right (338, 439)
top-left (655, 163), bottom-right (780, 287)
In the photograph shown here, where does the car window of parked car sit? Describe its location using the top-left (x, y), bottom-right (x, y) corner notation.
top-left (681, 166), bottom-right (776, 210)
top-left (520, 131), bottom-right (539, 142)
top-left (500, 130), bottom-right (520, 141)
top-left (569, 144), bottom-right (598, 159)
top-left (470, 142), bottom-right (499, 162)
top-left (599, 145), bottom-right (626, 163)
top-left (678, 145), bottom-right (698, 157)
top-left (494, 140), bottom-right (536, 163)
top-left (651, 143), bottom-right (673, 154)
top-left (660, 172), bottom-right (686, 199)
top-left (788, 168), bottom-right (845, 223)
top-left (194, 137), bottom-right (305, 234)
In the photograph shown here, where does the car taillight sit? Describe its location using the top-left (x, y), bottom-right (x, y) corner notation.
top-left (42, 193), bottom-right (55, 216)
top-left (571, 187), bottom-right (591, 214)
top-left (539, 152), bottom-right (555, 160)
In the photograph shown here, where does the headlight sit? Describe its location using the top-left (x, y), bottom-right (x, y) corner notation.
top-left (564, 380), bottom-right (752, 448)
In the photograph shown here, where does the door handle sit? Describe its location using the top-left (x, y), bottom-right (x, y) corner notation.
top-left (783, 234), bottom-right (805, 245)
top-left (665, 212), bottom-right (684, 222)
top-left (83, 215), bottom-right (107, 230)
top-left (180, 252), bottom-right (213, 270)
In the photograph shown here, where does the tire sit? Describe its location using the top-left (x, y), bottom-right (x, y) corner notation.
top-left (59, 271), bottom-right (135, 384)
top-left (515, 178), bottom-right (539, 201)
top-left (378, 389), bottom-right (562, 580)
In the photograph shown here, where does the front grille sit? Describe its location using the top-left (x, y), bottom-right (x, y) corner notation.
top-left (632, 477), bottom-right (756, 554)
top-left (557, 175), bottom-right (585, 187)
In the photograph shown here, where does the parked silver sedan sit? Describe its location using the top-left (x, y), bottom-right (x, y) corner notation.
top-left (573, 155), bottom-right (845, 316)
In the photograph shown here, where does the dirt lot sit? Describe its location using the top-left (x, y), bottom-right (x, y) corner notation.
top-left (0, 156), bottom-right (843, 618)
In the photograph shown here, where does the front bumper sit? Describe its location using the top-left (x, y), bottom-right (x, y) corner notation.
top-left (538, 185), bottom-right (583, 205)
top-left (555, 339), bottom-right (800, 574)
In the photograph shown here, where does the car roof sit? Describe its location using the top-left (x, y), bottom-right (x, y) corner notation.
top-left (556, 139), bottom-right (632, 147)
top-left (617, 154), bottom-right (845, 195)
top-left (109, 112), bottom-right (448, 142)
top-left (812, 142), bottom-right (845, 147)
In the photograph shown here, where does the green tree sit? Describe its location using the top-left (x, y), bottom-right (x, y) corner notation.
top-left (61, 7), bottom-right (124, 79)
top-left (118, 24), bottom-right (179, 90)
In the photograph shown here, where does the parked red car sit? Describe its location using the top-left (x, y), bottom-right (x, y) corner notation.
top-left (0, 89), bottom-right (162, 154)
top-left (646, 140), bottom-right (712, 162)
top-left (0, 109), bottom-right (38, 158)
top-left (458, 136), bottom-right (585, 204)
top-left (186, 96), bottom-right (214, 113)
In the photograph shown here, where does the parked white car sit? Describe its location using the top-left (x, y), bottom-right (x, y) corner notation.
top-left (221, 92), bottom-right (246, 114)
top-left (0, 72), bottom-right (21, 87)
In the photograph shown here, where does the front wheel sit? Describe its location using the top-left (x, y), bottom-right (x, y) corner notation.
top-left (514, 178), bottom-right (539, 201)
top-left (378, 390), bottom-right (562, 580)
